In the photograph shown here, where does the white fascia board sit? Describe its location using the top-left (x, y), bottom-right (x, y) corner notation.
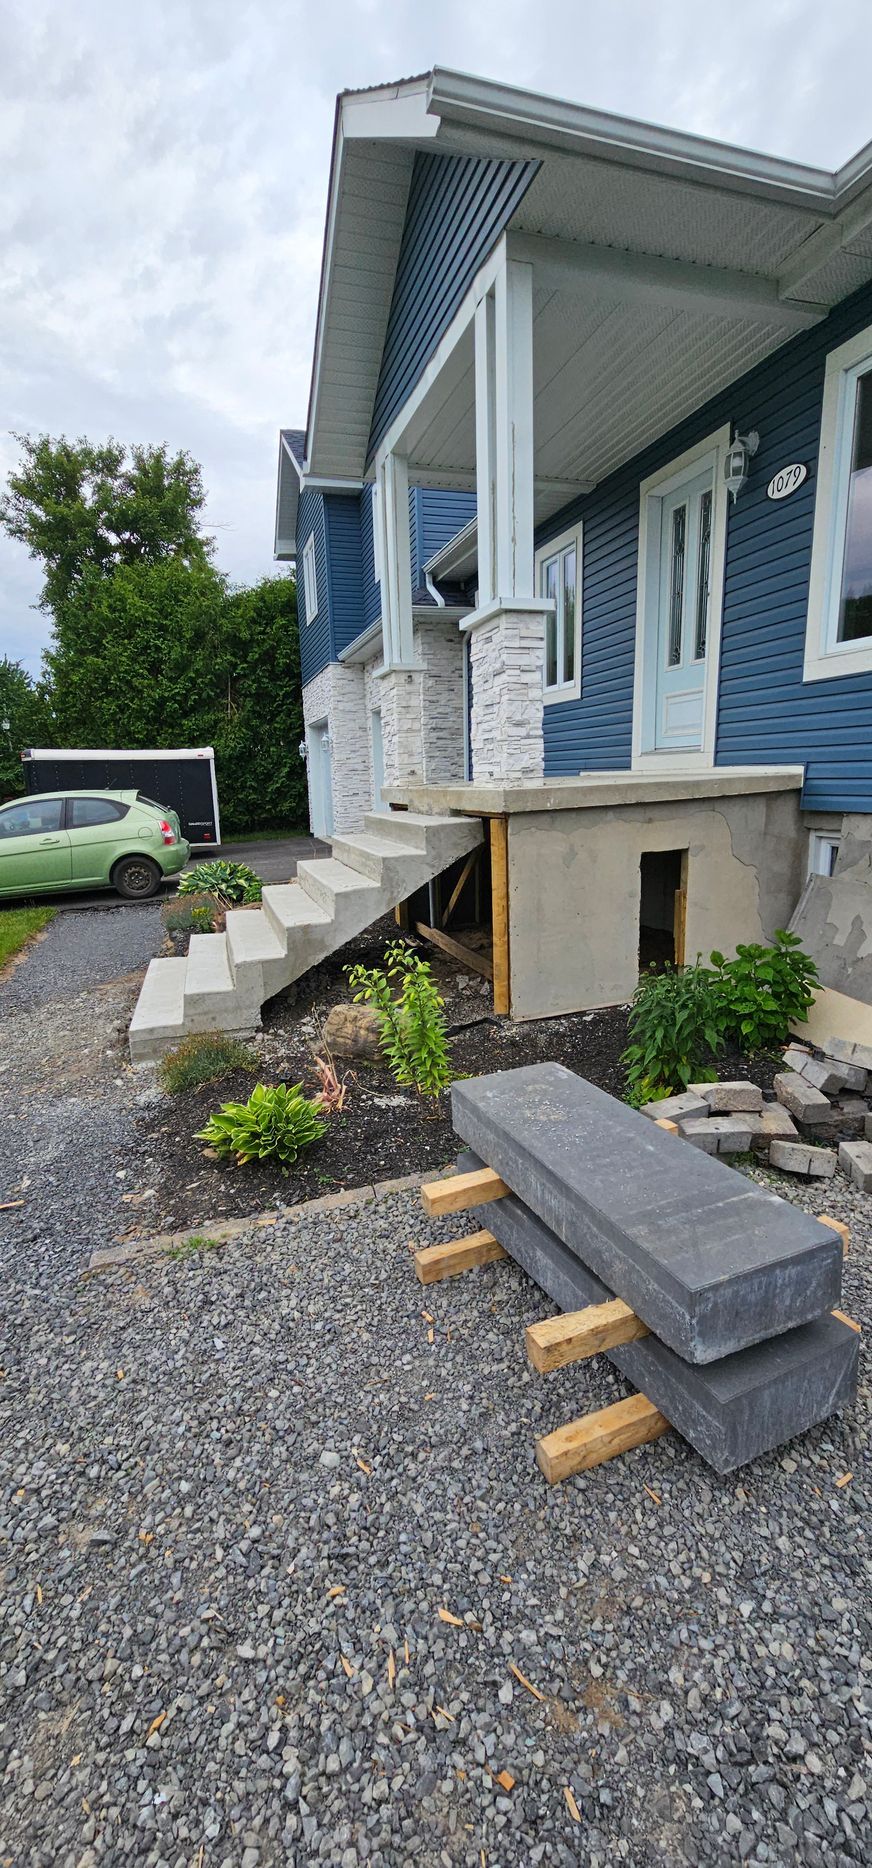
top-left (341, 80), bottom-right (440, 144)
top-left (508, 232), bottom-right (827, 331)
top-left (338, 622), bottom-right (383, 664)
top-left (429, 68), bottom-right (859, 212)
top-left (274, 432), bottom-right (302, 561)
top-left (777, 180), bottom-right (872, 299)
top-left (300, 475), bottom-right (364, 492)
top-left (423, 517), bottom-right (479, 579)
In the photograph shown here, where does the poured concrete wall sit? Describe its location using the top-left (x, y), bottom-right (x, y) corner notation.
top-left (507, 789), bottom-right (806, 1019)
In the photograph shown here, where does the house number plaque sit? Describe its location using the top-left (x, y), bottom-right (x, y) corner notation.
top-left (766, 462), bottom-right (808, 500)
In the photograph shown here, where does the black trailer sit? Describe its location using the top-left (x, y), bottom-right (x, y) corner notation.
top-left (21, 747), bottom-right (221, 850)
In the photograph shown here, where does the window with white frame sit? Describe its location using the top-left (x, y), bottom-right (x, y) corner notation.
top-left (302, 532), bottom-right (318, 623)
top-left (805, 323), bottom-right (872, 680)
top-left (808, 831), bottom-right (841, 877)
top-left (535, 523), bottom-right (582, 701)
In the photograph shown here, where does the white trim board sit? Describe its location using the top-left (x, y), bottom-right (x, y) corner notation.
top-left (804, 320), bottom-right (872, 682)
top-left (631, 423), bottom-right (731, 772)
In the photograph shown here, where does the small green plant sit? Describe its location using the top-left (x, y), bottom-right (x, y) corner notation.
top-left (178, 859), bottom-right (263, 904)
top-left (162, 891), bottom-right (217, 935)
top-left (160, 1030), bottom-right (259, 1095)
top-left (346, 941), bottom-right (451, 1095)
top-left (623, 962), bottom-right (722, 1102)
top-left (196, 1082), bottom-right (327, 1171)
top-left (710, 930), bottom-right (818, 1053)
top-left (164, 1233), bottom-right (222, 1261)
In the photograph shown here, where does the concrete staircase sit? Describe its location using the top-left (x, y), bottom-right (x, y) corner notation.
top-left (129, 812), bottom-right (483, 1063)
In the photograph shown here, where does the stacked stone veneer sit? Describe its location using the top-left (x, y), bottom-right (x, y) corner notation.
top-left (469, 607), bottom-right (546, 782)
top-left (302, 663), bottom-right (370, 835)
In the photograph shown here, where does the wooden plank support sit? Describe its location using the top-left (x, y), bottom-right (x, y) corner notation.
top-left (831, 1308), bottom-right (861, 1334)
top-left (420, 1166), bottom-right (508, 1217)
top-left (819, 1214), bottom-right (850, 1254)
top-left (415, 1229), bottom-right (506, 1285)
top-left (414, 921), bottom-right (494, 980)
top-left (490, 816), bottom-right (510, 1016)
top-left (655, 1117), bottom-right (679, 1133)
top-left (536, 1393), bottom-right (671, 1484)
top-left (441, 850), bottom-right (479, 928)
top-left (526, 1297), bottom-right (650, 1373)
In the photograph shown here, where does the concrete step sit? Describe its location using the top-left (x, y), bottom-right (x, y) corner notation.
top-left (260, 881), bottom-right (331, 944)
top-left (296, 856), bottom-right (383, 920)
top-left (225, 908), bottom-right (288, 997)
top-left (183, 934), bottom-right (261, 1033)
top-left (331, 832), bottom-right (422, 883)
top-left (129, 958), bottom-right (188, 1064)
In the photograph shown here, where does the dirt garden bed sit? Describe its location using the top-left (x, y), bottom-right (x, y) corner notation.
top-left (127, 915), bottom-right (786, 1233)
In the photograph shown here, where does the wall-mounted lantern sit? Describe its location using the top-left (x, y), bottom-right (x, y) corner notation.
top-left (724, 428), bottom-right (760, 502)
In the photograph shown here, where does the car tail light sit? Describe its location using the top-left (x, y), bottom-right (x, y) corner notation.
top-left (158, 818), bottom-right (175, 846)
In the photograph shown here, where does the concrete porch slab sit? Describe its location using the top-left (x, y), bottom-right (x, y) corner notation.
top-left (385, 766), bottom-right (805, 816)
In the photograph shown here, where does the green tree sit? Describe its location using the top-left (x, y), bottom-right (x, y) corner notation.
top-left (0, 658), bottom-right (52, 801)
top-left (215, 574), bottom-right (306, 834)
top-left (0, 434), bottom-right (211, 617)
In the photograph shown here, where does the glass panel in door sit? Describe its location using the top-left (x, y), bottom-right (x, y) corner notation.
top-left (654, 468), bottom-right (714, 751)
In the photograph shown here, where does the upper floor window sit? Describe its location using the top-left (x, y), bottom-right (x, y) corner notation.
top-left (535, 523), bottom-right (582, 703)
top-left (805, 324), bottom-right (872, 681)
top-left (302, 532), bottom-right (318, 623)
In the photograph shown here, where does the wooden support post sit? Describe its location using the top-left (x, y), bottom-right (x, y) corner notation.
top-left (526, 1298), bottom-right (650, 1372)
top-left (536, 1393), bottom-right (670, 1484)
top-left (421, 1166), bottom-right (508, 1217)
top-left (673, 849), bottom-right (689, 966)
top-left (441, 850), bottom-right (479, 928)
top-left (490, 816), bottom-right (510, 1016)
top-left (415, 1229), bottom-right (506, 1284)
top-left (819, 1215), bottom-right (850, 1253)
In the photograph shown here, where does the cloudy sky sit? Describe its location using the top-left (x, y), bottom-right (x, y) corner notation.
top-left (2, 0), bottom-right (871, 678)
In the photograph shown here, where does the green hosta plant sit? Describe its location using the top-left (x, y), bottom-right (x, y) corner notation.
top-left (196, 1082), bottom-right (326, 1171)
top-left (710, 930), bottom-right (818, 1053)
top-left (178, 859), bottom-right (263, 904)
top-left (623, 962), bottom-right (722, 1102)
top-left (346, 941), bottom-right (451, 1095)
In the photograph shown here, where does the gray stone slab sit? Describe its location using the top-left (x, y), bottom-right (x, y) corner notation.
top-left (825, 1035), bottom-right (872, 1073)
top-left (451, 1063), bottom-right (843, 1366)
top-left (679, 1114), bottom-right (759, 1154)
top-left (757, 1105), bottom-right (799, 1143)
top-left (839, 1139), bottom-right (872, 1191)
top-left (702, 1081), bottom-right (764, 1113)
top-left (799, 1057), bottom-right (864, 1095)
top-left (459, 1155), bottom-right (859, 1475)
top-left (640, 1090), bottom-right (709, 1123)
top-left (773, 1071), bottom-right (836, 1129)
top-left (769, 1140), bottom-right (837, 1179)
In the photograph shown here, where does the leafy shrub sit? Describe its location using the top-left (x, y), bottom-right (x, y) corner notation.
top-left (710, 930), bottom-right (818, 1052)
top-left (178, 859), bottom-right (262, 904)
top-left (160, 1030), bottom-right (259, 1094)
top-left (196, 1081), bottom-right (326, 1171)
top-left (162, 891), bottom-right (217, 935)
top-left (623, 963), bottom-right (722, 1101)
top-left (346, 941), bottom-right (451, 1095)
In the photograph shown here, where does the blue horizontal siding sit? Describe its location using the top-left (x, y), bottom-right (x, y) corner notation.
top-left (359, 486), bottom-right (380, 633)
top-left (415, 488), bottom-right (477, 583)
top-left (368, 150), bottom-right (537, 460)
top-left (540, 277), bottom-right (872, 814)
top-left (323, 494), bottom-right (364, 656)
top-left (297, 486), bottom-right (330, 687)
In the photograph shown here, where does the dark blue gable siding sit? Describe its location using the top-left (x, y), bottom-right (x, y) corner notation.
top-left (539, 280), bottom-right (872, 814)
top-left (323, 494), bottom-right (364, 655)
top-left (297, 485), bottom-right (330, 687)
top-left (368, 150), bottom-right (537, 461)
top-left (360, 486), bottom-right (380, 633)
top-left (413, 488), bottom-right (477, 584)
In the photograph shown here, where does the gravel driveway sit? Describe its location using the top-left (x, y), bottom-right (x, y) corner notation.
top-left (0, 912), bottom-right (869, 1866)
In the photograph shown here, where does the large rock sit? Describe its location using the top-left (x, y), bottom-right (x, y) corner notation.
top-left (451, 1063), bottom-right (842, 1366)
top-left (320, 1002), bottom-right (384, 1062)
top-left (461, 1157), bottom-right (858, 1475)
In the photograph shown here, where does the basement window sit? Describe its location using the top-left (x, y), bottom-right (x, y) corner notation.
top-left (808, 831), bottom-right (841, 877)
top-left (536, 522), bottom-right (582, 703)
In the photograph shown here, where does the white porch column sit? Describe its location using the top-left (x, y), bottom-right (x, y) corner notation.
top-left (376, 448), bottom-right (424, 784)
top-left (470, 251), bottom-right (548, 782)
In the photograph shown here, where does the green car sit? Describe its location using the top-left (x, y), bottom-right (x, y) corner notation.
top-left (0, 790), bottom-right (191, 900)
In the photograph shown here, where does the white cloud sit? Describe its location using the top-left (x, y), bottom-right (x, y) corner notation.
top-left (1, 0), bottom-right (870, 675)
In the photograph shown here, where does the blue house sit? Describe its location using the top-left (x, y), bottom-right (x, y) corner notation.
top-left (271, 70), bottom-right (872, 1040)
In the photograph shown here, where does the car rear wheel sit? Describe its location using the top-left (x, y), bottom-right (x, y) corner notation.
top-left (112, 854), bottom-right (162, 900)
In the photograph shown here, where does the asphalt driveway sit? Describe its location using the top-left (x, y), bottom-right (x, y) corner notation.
top-left (9, 834), bottom-right (329, 914)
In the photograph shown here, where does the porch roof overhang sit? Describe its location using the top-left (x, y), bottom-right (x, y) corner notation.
top-left (274, 428), bottom-right (306, 560)
top-left (303, 70), bottom-right (872, 512)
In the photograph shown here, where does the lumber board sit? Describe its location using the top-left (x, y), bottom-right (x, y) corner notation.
top-left (526, 1297), bottom-right (650, 1372)
top-left (414, 921), bottom-right (494, 980)
top-left (415, 1229), bottom-right (505, 1285)
top-left (536, 1393), bottom-right (670, 1483)
top-left (421, 1166), bottom-right (508, 1217)
top-left (819, 1214), bottom-right (850, 1253)
top-left (654, 1117), bottom-right (679, 1133)
top-left (441, 850), bottom-right (479, 928)
top-left (489, 817), bottom-right (510, 1016)
top-left (831, 1308), bottom-right (861, 1334)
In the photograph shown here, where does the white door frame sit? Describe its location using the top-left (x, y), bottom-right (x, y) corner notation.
top-left (631, 422), bottom-right (731, 771)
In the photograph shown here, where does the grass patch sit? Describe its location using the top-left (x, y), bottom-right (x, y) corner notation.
top-left (0, 905), bottom-right (56, 968)
top-left (163, 1233), bottom-right (222, 1261)
top-left (159, 1030), bottom-right (260, 1095)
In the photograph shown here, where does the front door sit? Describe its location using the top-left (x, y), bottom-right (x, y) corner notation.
top-left (653, 467), bottom-right (713, 751)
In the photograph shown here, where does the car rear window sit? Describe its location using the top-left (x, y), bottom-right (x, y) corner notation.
top-left (69, 797), bottom-right (129, 828)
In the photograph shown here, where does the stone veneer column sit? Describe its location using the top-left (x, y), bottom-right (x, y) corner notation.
top-left (302, 662), bottom-right (369, 834)
top-left (414, 620), bottom-right (466, 785)
top-left (378, 666), bottom-right (425, 787)
top-left (469, 606), bottom-right (547, 782)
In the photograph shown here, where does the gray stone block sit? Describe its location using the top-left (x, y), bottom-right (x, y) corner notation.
top-left (800, 1057), bottom-right (864, 1095)
top-left (702, 1081), bottom-right (764, 1113)
top-left (866, 1112), bottom-right (872, 1142)
top-left (824, 1058), bottom-right (867, 1093)
top-left (825, 1036), bottom-right (872, 1073)
top-left (773, 1072), bottom-right (836, 1129)
top-left (640, 1090), bottom-right (709, 1123)
top-left (677, 1117), bottom-right (719, 1153)
top-left (757, 1105), bottom-right (799, 1143)
top-left (838, 1139), bottom-right (872, 1191)
top-left (769, 1140), bottom-right (837, 1178)
top-left (834, 1096), bottom-right (868, 1139)
top-left (451, 1063), bottom-right (843, 1366)
top-left (461, 1160), bottom-right (858, 1475)
top-left (781, 1045), bottom-right (812, 1073)
top-left (681, 1114), bottom-right (760, 1154)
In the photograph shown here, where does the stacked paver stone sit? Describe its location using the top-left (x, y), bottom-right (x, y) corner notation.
top-left (450, 1062), bottom-right (859, 1474)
